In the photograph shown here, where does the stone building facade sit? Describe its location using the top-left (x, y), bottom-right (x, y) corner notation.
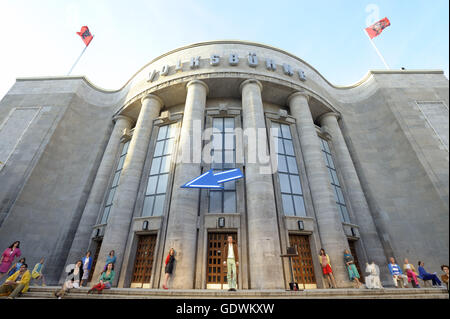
top-left (0, 41), bottom-right (448, 289)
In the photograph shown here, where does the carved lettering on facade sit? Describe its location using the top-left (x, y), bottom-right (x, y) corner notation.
top-left (147, 53), bottom-right (307, 83)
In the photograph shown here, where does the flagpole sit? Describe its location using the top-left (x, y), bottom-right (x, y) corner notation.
top-left (365, 30), bottom-right (390, 70)
top-left (67, 35), bottom-right (93, 76)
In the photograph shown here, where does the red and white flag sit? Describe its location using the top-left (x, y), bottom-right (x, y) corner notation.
top-left (76, 26), bottom-right (94, 46)
top-left (365, 17), bottom-right (391, 39)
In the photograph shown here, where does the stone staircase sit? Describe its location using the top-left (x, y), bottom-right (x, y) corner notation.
top-left (11, 286), bottom-right (449, 299)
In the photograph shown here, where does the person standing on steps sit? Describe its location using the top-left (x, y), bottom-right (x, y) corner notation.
top-left (80, 251), bottom-right (92, 287)
top-left (319, 248), bottom-right (337, 288)
top-left (0, 241), bottom-right (21, 280)
top-left (224, 235), bottom-right (238, 291)
top-left (162, 248), bottom-right (175, 290)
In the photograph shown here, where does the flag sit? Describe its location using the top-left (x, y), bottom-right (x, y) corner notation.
top-left (76, 26), bottom-right (94, 46)
top-left (365, 17), bottom-right (390, 39)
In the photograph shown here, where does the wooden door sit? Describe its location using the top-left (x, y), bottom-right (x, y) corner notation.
top-left (289, 234), bottom-right (316, 289)
top-left (348, 240), bottom-right (364, 283)
top-left (87, 239), bottom-right (102, 283)
top-left (206, 232), bottom-right (238, 289)
top-left (131, 235), bottom-right (157, 288)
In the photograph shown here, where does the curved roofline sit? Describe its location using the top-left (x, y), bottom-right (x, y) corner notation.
top-left (120, 40), bottom-right (444, 90)
top-left (16, 40), bottom-right (445, 93)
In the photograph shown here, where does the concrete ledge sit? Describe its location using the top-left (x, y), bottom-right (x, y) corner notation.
top-left (11, 286), bottom-right (448, 299)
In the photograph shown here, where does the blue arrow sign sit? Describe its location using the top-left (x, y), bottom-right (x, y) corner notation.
top-left (181, 168), bottom-right (244, 189)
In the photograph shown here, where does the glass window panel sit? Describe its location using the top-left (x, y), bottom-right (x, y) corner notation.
top-left (213, 118), bottom-right (223, 132)
top-left (117, 155), bottom-right (126, 170)
top-left (154, 140), bottom-right (164, 157)
top-left (142, 196), bottom-right (155, 217)
top-left (212, 133), bottom-right (223, 150)
top-left (224, 180), bottom-right (236, 190)
top-left (331, 170), bottom-right (340, 186)
top-left (271, 122), bottom-right (281, 137)
top-left (333, 186), bottom-right (340, 203)
top-left (209, 191), bottom-right (222, 213)
top-left (224, 150), bottom-right (234, 165)
top-left (212, 150), bottom-right (223, 164)
top-left (150, 157), bottom-right (162, 175)
top-left (282, 194), bottom-right (295, 216)
top-left (157, 125), bottom-right (168, 140)
top-left (281, 124), bottom-right (292, 139)
top-left (340, 205), bottom-right (350, 223)
top-left (156, 174), bottom-right (169, 194)
top-left (121, 141), bottom-right (130, 156)
top-left (167, 124), bottom-right (177, 138)
top-left (326, 153), bottom-right (335, 169)
top-left (336, 186), bottom-right (345, 204)
top-left (277, 154), bottom-right (288, 173)
top-left (278, 173), bottom-right (292, 193)
top-left (152, 195), bottom-right (166, 216)
top-left (275, 137), bottom-right (285, 154)
top-left (106, 187), bottom-right (116, 205)
top-left (224, 134), bottom-right (234, 150)
top-left (146, 175), bottom-right (158, 195)
top-left (101, 206), bottom-right (111, 224)
top-left (293, 195), bottom-right (306, 217)
top-left (289, 175), bottom-right (303, 195)
top-left (224, 117), bottom-right (234, 129)
top-left (322, 139), bottom-right (330, 153)
top-left (112, 171), bottom-right (121, 187)
top-left (223, 192), bottom-right (236, 213)
top-left (327, 169), bottom-right (334, 184)
top-left (284, 139), bottom-right (295, 156)
top-left (286, 156), bottom-right (299, 174)
top-left (159, 155), bottom-right (171, 173)
top-left (163, 138), bottom-right (174, 155)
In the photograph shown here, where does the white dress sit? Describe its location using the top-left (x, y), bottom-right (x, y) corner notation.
top-left (365, 263), bottom-right (383, 289)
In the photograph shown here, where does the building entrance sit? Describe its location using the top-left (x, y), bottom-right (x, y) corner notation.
top-left (131, 235), bottom-right (157, 288)
top-left (206, 232), bottom-right (238, 289)
top-left (87, 238), bottom-right (102, 283)
top-left (289, 234), bottom-right (317, 289)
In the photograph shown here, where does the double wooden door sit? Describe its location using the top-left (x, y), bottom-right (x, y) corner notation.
top-left (289, 234), bottom-right (317, 289)
top-left (206, 232), bottom-right (237, 289)
top-left (131, 235), bottom-right (157, 288)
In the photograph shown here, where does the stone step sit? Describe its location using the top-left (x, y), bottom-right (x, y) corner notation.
top-left (8, 286), bottom-right (448, 299)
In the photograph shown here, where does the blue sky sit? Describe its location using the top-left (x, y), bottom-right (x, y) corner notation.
top-left (0, 0), bottom-right (448, 99)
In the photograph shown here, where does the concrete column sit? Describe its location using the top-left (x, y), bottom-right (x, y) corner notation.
top-left (287, 92), bottom-right (350, 287)
top-left (91, 94), bottom-right (164, 285)
top-left (162, 80), bottom-right (208, 289)
top-left (319, 112), bottom-right (389, 282)
top-left (240, 79), bottom-right (284, 289)
top-left (60, 115), bottom-right (132, 283)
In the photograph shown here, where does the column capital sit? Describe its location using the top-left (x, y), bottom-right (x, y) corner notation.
top-left (318, 112), bottom-right (341, 125)
top-left (287, 91), bottom-right (310, 105)
top-left (113, 114), bottom-right (133, 125)
top-left (239, 79), bottom-right (263, 93)
top-left (186, 79), bottom-right (209, 96)
top-left (141, 93), bottom-right (165, 108)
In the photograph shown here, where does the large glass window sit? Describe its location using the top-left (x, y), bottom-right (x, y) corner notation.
top-left (209, 117), bottom-right (236, 213)
top-left (271, 122), bottom-right (306, 217)
top-left (142, 123), bottom-right (177, 217)
top-left (320, 137), bottom-right (350, 223)
top-left (100, 140), bottom-right (130, 224)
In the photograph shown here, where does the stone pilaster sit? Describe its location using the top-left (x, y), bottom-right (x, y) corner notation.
top-left (91, 94), bottom-right (164, 285)
top-left (162, 80), bottom-right (208, 289)
top-left (240, 79), bottom-right (285, 289)
top-left (60, 115), bottom-right (132, 283)
top-left (319, 112), bottom-right (389, 283)
top-left (287, 92), bottom-right (350, 287)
